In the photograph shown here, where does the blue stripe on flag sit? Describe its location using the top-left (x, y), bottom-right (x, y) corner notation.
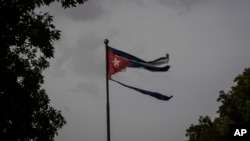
top-left (110, 78), bottom-right (173, 101)
top-left (130, 61), bottom-right (171, 72)
top-left (109, 46), bottom-right (169, 66)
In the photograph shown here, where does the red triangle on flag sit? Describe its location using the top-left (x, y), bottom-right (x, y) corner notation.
top-left (108, 49), bottom-right (132, 77)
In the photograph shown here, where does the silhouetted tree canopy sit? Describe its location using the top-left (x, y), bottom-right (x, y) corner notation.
top-left (0, 0), bottom-right (88, 140)
top-left (186, 68), bottom-right (250, 141)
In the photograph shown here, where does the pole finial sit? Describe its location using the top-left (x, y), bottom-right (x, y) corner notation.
top-left (104, 39), bottom-right (109, 45)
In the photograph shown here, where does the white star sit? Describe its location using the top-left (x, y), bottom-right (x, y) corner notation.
top-left (112, 57), bottom-right (120, 67)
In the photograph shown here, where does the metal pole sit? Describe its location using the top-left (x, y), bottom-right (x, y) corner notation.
top-left (104, 39), bottom-right (110, 141)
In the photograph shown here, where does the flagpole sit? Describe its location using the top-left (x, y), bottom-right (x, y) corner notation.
top-left (104, 39), bottom-right (111, 141)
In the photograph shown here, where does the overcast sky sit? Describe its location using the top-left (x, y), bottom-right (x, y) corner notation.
top-left (40, 0), bottom-right (250, 141)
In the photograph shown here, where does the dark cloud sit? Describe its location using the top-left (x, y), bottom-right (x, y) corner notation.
top-left (158, 0), bottom-right (207, 11)
top-left (53, 32), bottom-right (105, 77)
top-left (70, 36), bottom-right (104, 76)
top-left (63, 105), bottom-right (70, 112)
top-left (42, 0), bottom-right (105, 21)
top-left (68, 82), bottom-right (100, 98)
top-left (43, 0), bottom-right (250, 141)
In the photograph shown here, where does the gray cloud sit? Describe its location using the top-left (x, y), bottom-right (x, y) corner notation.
top-left (49, 32), bottom-right (104, 77)
top-left (42, 0), bottom-right (250, 141)
top-left (68, 82), bottom-right (100, 98)
top-left (39, 0), bottom-right (105, 21)
top-left (158, 0), bottom-right (207, 11)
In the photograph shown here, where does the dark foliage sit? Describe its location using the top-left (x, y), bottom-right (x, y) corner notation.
top-left (0, 0), bottom-right (88, 140)
top-left (186, 68), bottom-right (250, 141)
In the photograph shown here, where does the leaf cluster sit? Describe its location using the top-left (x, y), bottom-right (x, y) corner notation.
top-left (186, 68), bottom-right (250, 141)
top-left (0, 0), bottom-right (88, 140)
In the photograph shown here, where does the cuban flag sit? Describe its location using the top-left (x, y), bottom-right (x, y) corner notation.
top-left (109, 46), bottom-right (170, 71)
top-left (108, 46), bottom-right (173, 101)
